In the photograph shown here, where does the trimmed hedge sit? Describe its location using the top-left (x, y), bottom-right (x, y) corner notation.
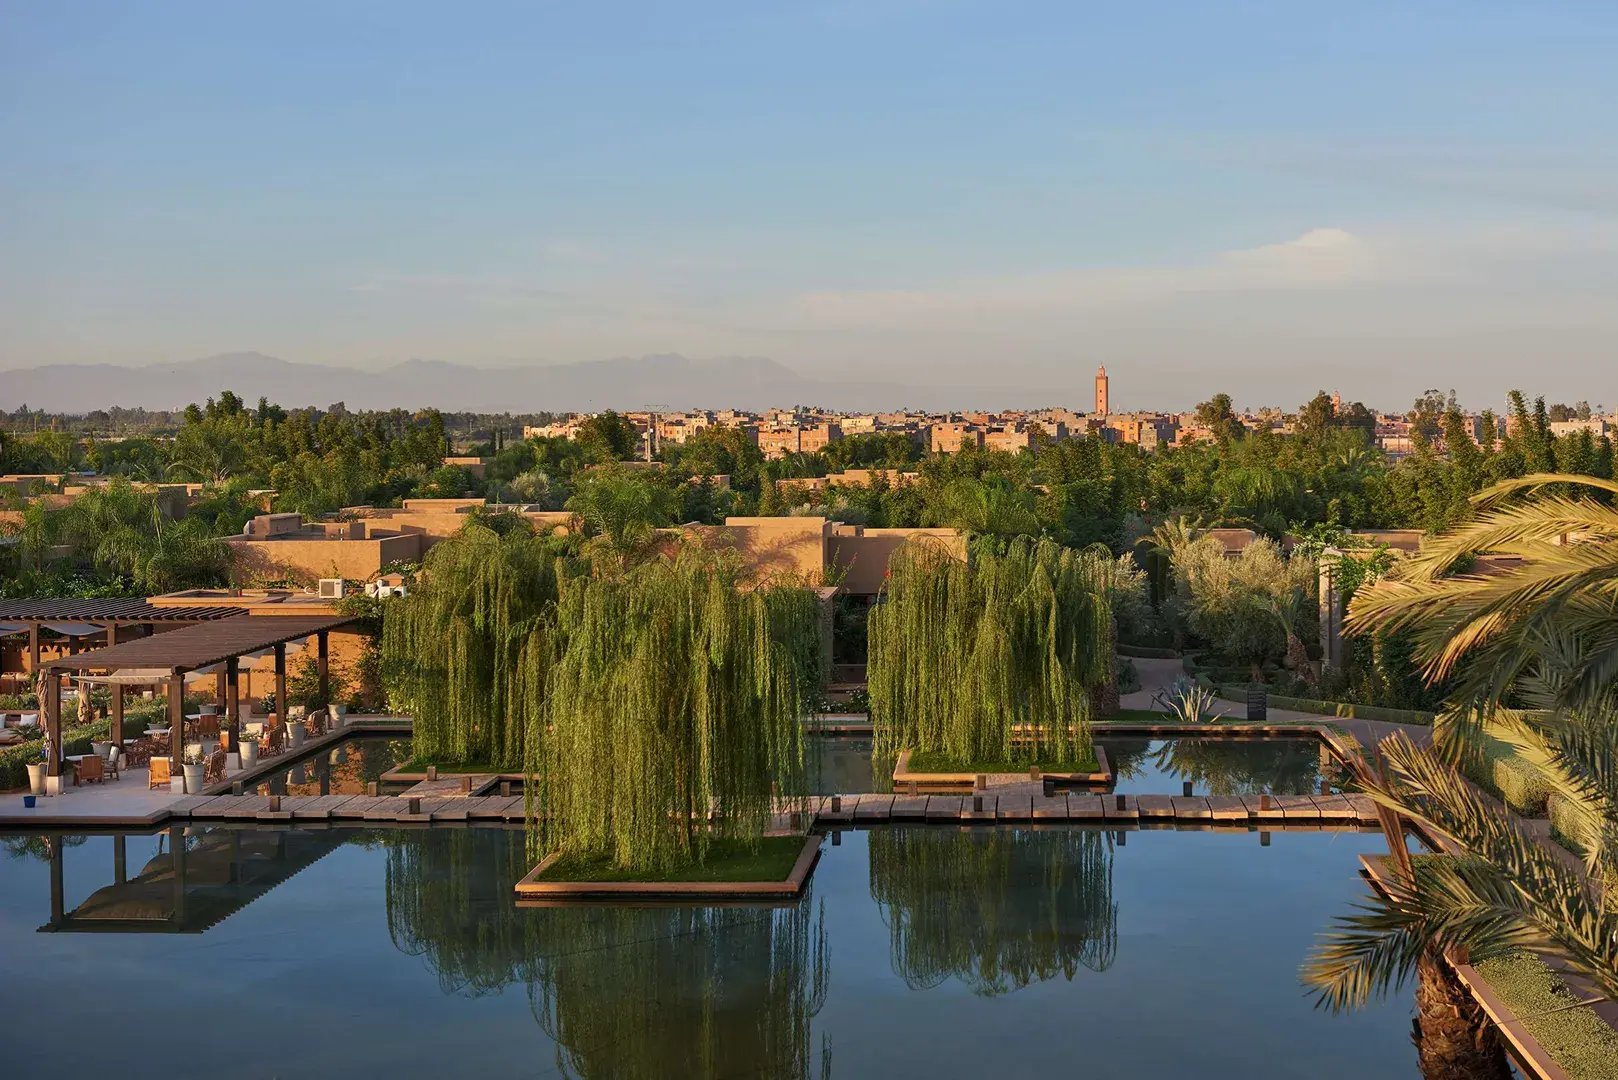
top-left (0, 711), bottom-right (160, 791)
top-left (1461, 733), bottom-right (1551, 817)
top-left (1207, 685), bottom-right (1435, 726)
top-left (1473, 950), bottom-right (1618, 1080)
top-left (1117, 644), bottom-right (1178, 660)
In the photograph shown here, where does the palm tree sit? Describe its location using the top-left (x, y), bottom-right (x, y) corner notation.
top-left (1268, 586), bottom-right (1315, 686)
top-left (1346, 473), bottom-right (1618, 717)
top-left (564, 469), bottom-right (676, 572)
top-left (1305, 474), bottom-right (1618, 1073)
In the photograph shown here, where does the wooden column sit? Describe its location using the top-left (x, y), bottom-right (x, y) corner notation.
top-left (44, 668), bottom-right (62, 778)
top-left (28, 624), bottom-right (40, 680)
top-left (108, 624), bottom-right (124, 752)
top-left (317, 631), bottom-right (330, 709)
top-left (215, 668), bottom-right (228, 711)
top-left (274, 643), bottom-right (287, 722)
top-left (168, 672), bottom-right (184, 764)
top-left (226, 657), bottom-right (241, 750)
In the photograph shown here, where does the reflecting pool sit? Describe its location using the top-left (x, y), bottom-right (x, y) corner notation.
top-left (1101, 736), bottom-right (1348, 796)
top-left (0, 823), bottom-right (1423, 1077)
top-left (250, 736), bottom-right (413, 796)
top-left (808, 734), bottom-right (1346, 797)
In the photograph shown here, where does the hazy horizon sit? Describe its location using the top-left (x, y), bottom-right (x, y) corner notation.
top-left (4, 3), bottom-right (1616, 409)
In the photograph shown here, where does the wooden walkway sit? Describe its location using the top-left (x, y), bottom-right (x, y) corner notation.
top-left (108, 789), bottom-right (1384, 829)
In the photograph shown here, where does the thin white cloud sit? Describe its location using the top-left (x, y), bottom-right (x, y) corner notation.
top-left (790, 227), bottom-right (1383, 328)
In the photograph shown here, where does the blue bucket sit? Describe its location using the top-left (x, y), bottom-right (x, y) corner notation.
top-left (23, 795), bottom-right (37, 809)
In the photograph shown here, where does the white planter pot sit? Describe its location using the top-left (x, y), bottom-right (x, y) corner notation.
top-left (183, 764), bottom-right (206, 794)
top-left (239, 741), bottom-right (259, 768)
top-left (26, 762), bottom-right (47, 796)
top-left (170, 776), bottom-right (187, 794)
top-left (289, 726), bottom-right (306, 748)
top-left (332, 705), bottom-right (348, 726)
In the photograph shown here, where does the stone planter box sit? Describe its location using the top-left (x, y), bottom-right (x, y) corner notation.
top-left (514, 833), bottom-right (823, 904)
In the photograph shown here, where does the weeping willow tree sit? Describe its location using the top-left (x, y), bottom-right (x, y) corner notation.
top-left (868, 827), bottom-right (1117, 996)
top-left (868, 537), bottom-right (1113, 765)
top-left (382, 522), bottom-right (579, 768)
top-left (528, 546), bottom-right (823, 872)
top-left (528, 899), bottom-right (830, 1079)
top-left (384, 828), bottom-right (542, 997)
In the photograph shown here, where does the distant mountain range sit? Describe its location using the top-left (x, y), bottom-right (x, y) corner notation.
top-left (0, 352), bottom-right (1081, 414)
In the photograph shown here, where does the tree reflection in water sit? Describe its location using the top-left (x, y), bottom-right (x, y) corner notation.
top-left (385, 828), bottom-right (540, 997)
top-left (869, 826), bottom-right (1117, 996)
top-left (383, 828), bottom-right (830, 1078)
top-left (1105, 737), bottom-right (1339, 796)
top-left (528, 900), bottom-right (829, 1079)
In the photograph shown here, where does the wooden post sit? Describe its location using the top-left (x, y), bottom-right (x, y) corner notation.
top-left (316, 631), bottom-right (330, 710)
top-left (28, 623), bottom-right (40, 679)
top-left (108, 624), bottom-right (124, 752)
top-left (215, 668), bottom-right (228, 713)
top-left (274, 643), bottom-right (287, 724)
top-left (44, 668), bottom-right (62, 778)
top-left (168, 672), bottom-right (184, 763)
top-left (225, 656), bottom-right (241, 756)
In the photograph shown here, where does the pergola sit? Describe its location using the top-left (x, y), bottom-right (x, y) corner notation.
top-left (42, 613), bottom-right (360, 780)
top-left (0, 598), bottom-right (246, 692)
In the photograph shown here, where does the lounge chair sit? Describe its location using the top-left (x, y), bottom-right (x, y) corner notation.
top-left (149, 756), bottom-right (173, 790)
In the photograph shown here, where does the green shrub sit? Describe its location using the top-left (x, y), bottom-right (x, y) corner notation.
top-left (1463, 734), bottom-right (1550, 817)
top-left (1117, 658), bottom-right (1142, 694)
top-left (1473, 950), bottom-right (1618, 1080)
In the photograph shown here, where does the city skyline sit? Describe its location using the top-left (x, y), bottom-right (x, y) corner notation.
top-left (4, 3), bottom-right (1617, 406)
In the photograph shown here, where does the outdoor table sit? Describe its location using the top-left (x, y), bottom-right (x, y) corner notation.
top-left (64, 754), bottom-right (90, 785)
top-left (144, 727), bottom-right (171, 737)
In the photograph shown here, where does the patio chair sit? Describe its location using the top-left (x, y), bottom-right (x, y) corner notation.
top-left (149, 756), bottom-right (173, 790)
top-left (77, 753), bottom-right (105, 784)
top-left (101, 744), bottom-right (122, 781)
top-left (198, 714), bottom-right (220, 739)
top-left (307, 709), bottom-right (328, 738)
top-left (261, 725), bottom-right (285, 759)
top-left (205, 747), bottom-right (227, 785)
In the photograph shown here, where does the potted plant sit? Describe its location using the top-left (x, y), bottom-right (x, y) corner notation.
top-left (182, 747), bottom-right (207, 794)
top-left (239, 733), bottom-right (260, 769)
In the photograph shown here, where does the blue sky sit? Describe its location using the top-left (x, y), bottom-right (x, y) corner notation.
top-left (3, 1), bottom-right (1616, 409)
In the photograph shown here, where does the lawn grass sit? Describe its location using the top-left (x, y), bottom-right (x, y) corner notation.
top-left (535, 836), bottom-right (810, 883)
top-left (903, 749), bottom-right (1100, 775)
top-left (1473, 950), bottom-right (1618, 1080)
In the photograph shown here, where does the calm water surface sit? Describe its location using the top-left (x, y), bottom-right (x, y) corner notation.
top-left (810, 734), bottom-right (1346, 796)
top-left (0, 823), bottom-right (1419, 1078)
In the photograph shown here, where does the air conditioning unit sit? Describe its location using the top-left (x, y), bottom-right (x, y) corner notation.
top-left (318, 578), bottom-right (345, 600)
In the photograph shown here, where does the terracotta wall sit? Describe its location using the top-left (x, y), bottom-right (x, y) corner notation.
top-left (226, 533), bottom-right (423, 586)
top-left (830, 527), bottom-right (966, 595)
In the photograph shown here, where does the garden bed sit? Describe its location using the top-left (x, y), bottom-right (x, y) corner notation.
top-left (514, 833), bottom-right (821, 902)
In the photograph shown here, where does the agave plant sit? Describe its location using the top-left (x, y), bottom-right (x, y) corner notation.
top-left (1162, 677), bottom-right (1221, 725)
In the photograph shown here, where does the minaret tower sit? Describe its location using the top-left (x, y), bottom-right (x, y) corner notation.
top-left (1095, 365), bottom-right (1110, 416)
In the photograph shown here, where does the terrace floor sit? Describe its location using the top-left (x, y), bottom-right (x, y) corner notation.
top-left (1, 717), bottom-right (410, 827)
